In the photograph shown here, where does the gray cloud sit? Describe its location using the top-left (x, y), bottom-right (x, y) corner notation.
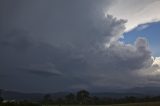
top-left (0, 30), bottom-right (34, 51)
top-left (0, 0), bottom-right (158, 92)
top-left (24, 69), bottom-right (62, 77)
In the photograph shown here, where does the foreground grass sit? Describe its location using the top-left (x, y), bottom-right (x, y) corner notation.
top-left (107, 101), bottom-right (160, 106)
top-left (44, 101), bottom-right (160, 106)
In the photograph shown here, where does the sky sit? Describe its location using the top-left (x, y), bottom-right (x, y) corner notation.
top-left (123, 22), bottom-right (160, 57)
top-left (0, 0), bottom-right (160, 93)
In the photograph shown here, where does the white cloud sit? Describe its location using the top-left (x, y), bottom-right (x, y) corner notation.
top-left (107, 0), bottom-right (160, 32)
top-left (153, 57), bottom-right (160, 66)
top-left (106, 0), bottom-right (160, 83)
top-left (137, 57), bottom-right (160, 82)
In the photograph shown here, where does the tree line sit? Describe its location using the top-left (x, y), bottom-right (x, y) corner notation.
top-left (42, 90), bottom-right (160, 105)
top-left (1, 89), bottom-right (160, 105)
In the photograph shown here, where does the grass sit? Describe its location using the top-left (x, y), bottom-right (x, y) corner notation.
top-left (43, 101), bottom-right (160, 106)
top-left (107, 101), bottom-right (160, 106)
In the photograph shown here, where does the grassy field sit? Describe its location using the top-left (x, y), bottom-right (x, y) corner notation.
top-left (107, 101), bottom-right (160, 106)
top-left (44, 102), bottom-right (160, 106)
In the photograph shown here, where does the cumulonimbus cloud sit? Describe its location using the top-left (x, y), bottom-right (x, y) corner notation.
top-left (0, 0), bottom-right (160, 92)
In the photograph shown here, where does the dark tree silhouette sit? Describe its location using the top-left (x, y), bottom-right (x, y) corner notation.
top-left (76, 90), bottom-right (90, 104)
top-left (43, 94), bottom-right (52, 104)
top-left (0, 97), bottom-right (3, 103)
top-left (0, 89), bottom-right (3, 103)
top-left (65, 93), bottom-right (75, 104)
top-left (57, 98), bottom-right (63, 106)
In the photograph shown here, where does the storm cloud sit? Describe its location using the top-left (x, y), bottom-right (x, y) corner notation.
top-left (0, 0), bottom-right (159, 92)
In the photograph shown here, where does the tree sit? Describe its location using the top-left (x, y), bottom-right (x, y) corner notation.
top-left (76, 90), bottom-right (90, 104)
top-left (0, 89), bottom-right (3, 103)
top-left (43, 94), bottom-right (52, 104)
top-left (92, 96), bottom-right (99, 104)
top-left (0, 97), bottom-right (3, 103)
top-left (57, 98), bottom-right (63, 106)
top-left (65, 93), bottom-right (75, 104)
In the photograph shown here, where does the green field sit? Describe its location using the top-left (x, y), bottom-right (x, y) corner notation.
top-left (44, 102), bottom-right (160, 106)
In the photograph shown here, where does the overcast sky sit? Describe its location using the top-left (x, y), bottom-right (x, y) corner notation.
top-left (0, 0), bottom-right (160, 93)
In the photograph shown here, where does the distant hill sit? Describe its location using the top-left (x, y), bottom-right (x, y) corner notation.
top-left (126, 86), bottom-right (160, 96)
top-left (1, 90), bottom-right (44, 101)
top-left (91, 92), bottom-right (144, 98)
top-left (1, 90), bottom-right (70, 101)
top-left (1, 86), bottom-right (160, 101)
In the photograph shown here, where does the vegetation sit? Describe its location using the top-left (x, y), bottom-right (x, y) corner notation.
top-left (109, 102), bottom-right (160, 106)
top-left (0, 89), bottom-right (3, 103)
top-left (1, 90), bottom-right (160, 106)
top-left (41, 90), bottom-right (160, 105)
top-left (0, 101), bottom-right (40, 106)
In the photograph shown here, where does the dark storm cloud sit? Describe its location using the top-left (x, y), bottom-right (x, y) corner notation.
top-left (0, 30), bottom-right (34, 50)
top-left (24, 68), bottom-right (61, 77)
top-left (0, 0), bottom-right (156, 92)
